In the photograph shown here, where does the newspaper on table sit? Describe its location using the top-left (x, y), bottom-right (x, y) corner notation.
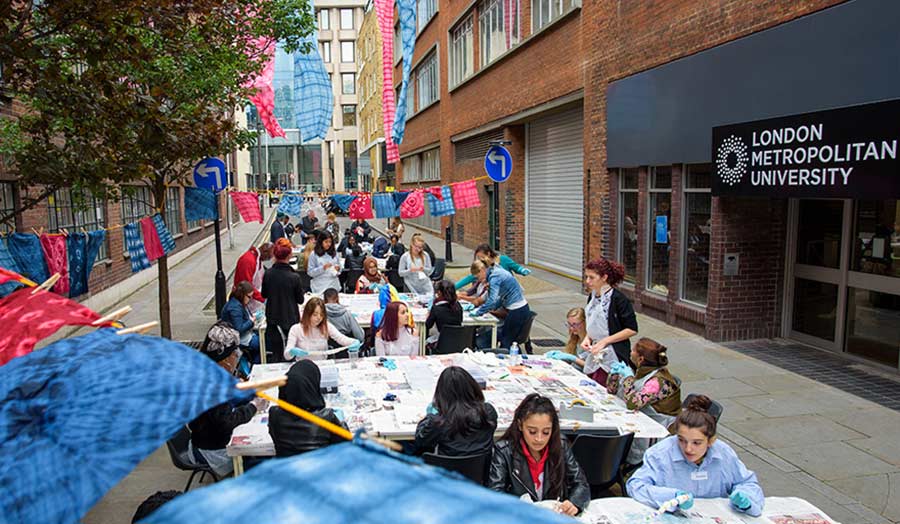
top-left (578, 497), bottom-right (842, 524)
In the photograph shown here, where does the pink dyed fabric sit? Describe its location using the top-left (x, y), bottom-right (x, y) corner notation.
top-left (425, 186), bottom-right (445, 201)
top-left (374, 0), bottom-right (400, 163)
top-left (246, 37), bottom-right (286, 139)
top-left (452, 180), bottom-right (481, 209)
top-left (400, 191), bottom-right (424, 219)
top-left (140, 217), bottom-right (165, 262)
top-left (38, 234), bottom-right (69, 296)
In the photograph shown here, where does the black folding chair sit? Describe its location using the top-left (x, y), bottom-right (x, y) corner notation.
top-left (430, 258), bottom-right (446, 281)
top-left (514, 311), bottom-right (538, 354)
top-left (432, 325), bottom-right (476, 355)
top-left (682, 394), bottom-right (724, 421)
top-left (569, 432), bottom-right (635, 497)
top-left (166, 426), bottom-right (219, 491)
top-left (423, 450), bottom-right (493, 485)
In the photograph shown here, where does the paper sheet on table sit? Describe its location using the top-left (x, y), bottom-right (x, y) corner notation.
top-left (579, 497), bottom-right (842, 524)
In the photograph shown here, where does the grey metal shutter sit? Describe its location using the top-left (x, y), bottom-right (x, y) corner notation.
top-left (526, 106), bottom-right (584, 277)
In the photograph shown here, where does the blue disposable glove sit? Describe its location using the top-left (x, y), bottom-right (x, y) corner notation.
top-left (333, 408), bottom-right (346, 422)
top-left (618, 365), bottom-right (635, 379)
top-left (347, 340), bottom-right (362, 353)
top-left (730, 491), bottom-right (751, 512)
top-left (469, 310), bottom-right (481, 318)
top-left (609, 361), bottom-right (628, 375)
top-left (675, 491), bottom-right (694, 511)
top-left (545, 350), bottom-right (577, 363)
top-left (425, 402), bottom-right (439, 416)
top-left (288, 347), bottom-right (309, 358)
top-left (521, 268), bottom-right (532, 275)
top-left (461, 302), bottom-right (475, 311)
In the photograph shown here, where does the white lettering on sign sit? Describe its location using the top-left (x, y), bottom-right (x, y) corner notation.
top-left (752, 124), bottom-right (823, 146)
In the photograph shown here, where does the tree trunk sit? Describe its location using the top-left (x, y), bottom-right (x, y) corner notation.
top-left (152, 178), bottom-right (172, 339)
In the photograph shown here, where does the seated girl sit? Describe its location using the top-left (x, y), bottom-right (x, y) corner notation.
top-left (412, 366), bottom-right (498, 456)
top-left (425, 280), bottom-right (463, 351)
top-left (375, 301), bottom-right (419, 357)
top-left (219, 281), bottom-right (261, 363)
top-left (626, 395), bottom-right (764, 517)
top-left (355, 257), bottom-right (387, 293)
top-left (269, 360), bottom-right (348, 457)
top-left (284, 297), bottom-right (361, 361)
top-left (488, 394), bottom-right (590, 516)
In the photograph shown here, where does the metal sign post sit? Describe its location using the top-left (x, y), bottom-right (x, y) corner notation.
top-left (485, 140), bottom-right (513, 252)
top-left (193, 158), bottom-right (228, 316)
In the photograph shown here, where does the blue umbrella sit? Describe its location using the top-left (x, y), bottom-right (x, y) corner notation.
top-left (0, 328), bottom-right (249, 524)
top-left (142, 438), bottom-right (577, 524)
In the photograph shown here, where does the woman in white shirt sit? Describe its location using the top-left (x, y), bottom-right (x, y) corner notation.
top-left (285, 297), bottom-right (360, 361)
top-left (399, 233), bottom-right (433, 295)
top-left (375, 302), bottom-right (419, 356)
top-left (307, 231), bottom-right (342, 293)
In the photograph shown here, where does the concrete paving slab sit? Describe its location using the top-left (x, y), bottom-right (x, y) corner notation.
top-left (770, 441), bottom-right (898, 481)
top-left (847, 436), bottom-right (900, 467)
top-left (821, 408), bottom-right (900, 439)
top-left (827, 474), bottom-right (890, 518)
top-left (743, 444), bottom-right (802, 473)
top-left (716, 398), bottom-right (768, 422)
top-left (726, 415), bottom-right (867, 449)
top-left (787, 471), bottom-right (857, 505)
top-left (734, 389), bottom-right (875, 418)
top-left (738, 372), bottom-right (824, 393)
top-left (680, 377), bottom-right (767, 399)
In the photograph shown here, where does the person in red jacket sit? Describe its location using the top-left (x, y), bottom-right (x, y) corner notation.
top-left (233, 243), bottom-right (273, 307)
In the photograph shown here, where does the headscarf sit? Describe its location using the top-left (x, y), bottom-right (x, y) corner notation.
top-left (201, 321), bottom-right (240, 362)
top-left (279, 360), bottom-right (325, 411)
top-left (371, 283), bottom-right (401, 329)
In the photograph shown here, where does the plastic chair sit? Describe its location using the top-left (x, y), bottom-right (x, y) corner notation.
top-left (682, 394), bottom-right (724, 422)
top-left (514, 311), bottom-right (538, 354)
top-left (344, 269), bottom-right (364, 293)
top-left (386, 269), bottom-right (406, 292)
top-left (430, 258), bottom-right (446, 281)
top-left (569, 432), bottom-right (635, 497)
top-left (166, 426), bottom-right (219, 491)
top-left (432, 325), bottom-right (476, 355)
top-left (423, 450), bottom-right (493, 485)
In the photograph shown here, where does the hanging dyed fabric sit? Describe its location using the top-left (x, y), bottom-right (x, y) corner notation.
top-left (277, 191), bottom-right (303, 217)
top-left (0, 288), bottom-right (109, 366)
top-left (391, 0), bottom-right (417, 145)
top-left (0, 237), bottom-right (26, 297)
top-left (39, 234), bottom-right (69, 295)
top-left (293, 2), bottom-right (333, 143)
top-left (245, 37), bottom-right (286, 139)
top-left (140, 217), bottom-right (165, 262)
top-left (230, 191), bottom-right (263, 223)
top-left (400, 191), bottom-right (425, 219)
top-left (66, 233), bottom-right (88, 297)
top-left (452, 179), bottom-right (481, 209)
top-left (427, 186), bottom-right (456, 217)
top-left (348, 194), bottom-right (374, 220)
top-left (373, 193), bottom-right (400, 218)
top-left (123, 223), bottom-right (151, 273)
top-left (151, 215), bottom-right (175, 255)
top-left (8, 233), bottom-right (50, 284)
top-left (85, 230), bottom-right (106, 275)
top-left (374, 0), bottom-right (400, 163)
top-left (184, 187), bottom-right (218, 222)
top-left (392, 191), bottom-right (410, 210)
top-left (330, 194), bottom-right (357, 213)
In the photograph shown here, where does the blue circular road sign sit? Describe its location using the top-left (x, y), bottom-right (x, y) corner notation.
top-left (484, 146), bottom-right (513, 183)
top-left (193, 157), bottom-right (228, 192)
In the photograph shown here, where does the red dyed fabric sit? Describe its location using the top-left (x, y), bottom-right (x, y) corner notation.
top-left (452, 180), bottom-right (481, 209)
top-left (400, 191), bottom-right (425, 219)
top-left (140, 218), bottom-right (165, 262)
top-left (39, 234), bottom-right (69, 296)
top-left (0, 268), bottom-right (30, 286)
top-left (230, 191), bottom-right (263, 223)
top-left (0, 288), bottom-right (108, 366)
top-left (348, 194), bottom-right (374, 220)
top-left (425, 186), bottom-right (445, 201)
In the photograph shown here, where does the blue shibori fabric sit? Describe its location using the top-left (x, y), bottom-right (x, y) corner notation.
top-left (331, 194), bottom-right (357, 213)
top-left (0, 328), bottom-right (247, 524)
top-left (7, 233), bottom-right (49, 284)
top-left (152, 214), bottom-right (176, 255)
top-left (373, 193), bottom-right (400, 218)
top-left (427, 186), bottom-right (456, 217)
top-left (66, 233), bottom-right (88, 297)
top-left (391, 0), bottom-right (417, 145)
top-left (143, 438), bottom-right (575, 524)
top-left (392, 191), bottom-right (410, 210)
top-left (123, 223), bottom-right (151, 273)
top-left (0, 236), bottom-right (24, 297)
top-left (277, 191), bottom-right (303, 217)
top-left (292, 6), bottom-right (333, 143)
top-left (184, 187), bottom-right (218, 222)
top-left (84, 230), bottom-right (106, 278)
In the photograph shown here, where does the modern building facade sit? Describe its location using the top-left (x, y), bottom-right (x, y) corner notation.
top-left (356, 0), bottom-right (389, 192)
top-left (395, 0), bottom-right (900, 371)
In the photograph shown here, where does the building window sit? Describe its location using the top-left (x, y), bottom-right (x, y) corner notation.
top-left (342, 73), bottom-right (356, 94)
top-left (417, 0), bottom-right (437, 32)
top-left (340, 8), bottom-right (354, 30)
top-left (647, 166), bottom-right (672, 295)
top-left (344, 141), bottom-right (358, 188)
top-left (165, 187), bottom-right (182, 236)
top-left (682, 164), bottom-right (711, 305)
top-left (402, 155), bottom-right (420, 183)
top-left (0, 182), bottom-right (14, 234)
top-left (415, 51), bottom-right (438, 111)
top-left (449, 16), bottom-right (474, 87)
top-left (479, 0), bottom-right (520, 66)
top-left (393, 24), bottom-right (401, 65)
top-left (319, 9), bottom-right (330, 31)
top-left (321, 42), bottom-right (331, 63)
top-left (340, 41), bottom-right (355, 62)
top-left (532, 0), bottom-right (572, 32)
top-left (421, 148), bottom-right (440, 181)
top-left (121, 186), bottom-right (156, 243)
top-left (342, 105), bottom-right (357, 127)
top-left (618, 168), bottom-right (639, 284)
top-left (48, 188), bottom-right (108, 262)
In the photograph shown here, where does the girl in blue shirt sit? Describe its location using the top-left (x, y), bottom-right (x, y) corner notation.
top-left (626, 395), bottom-right (764, 517)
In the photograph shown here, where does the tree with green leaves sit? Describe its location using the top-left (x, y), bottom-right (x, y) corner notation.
top-left (0, 0), bottom-right (314, 338)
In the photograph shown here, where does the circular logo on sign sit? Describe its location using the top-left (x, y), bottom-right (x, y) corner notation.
top-left (716, 135), bottom-right (749, 186)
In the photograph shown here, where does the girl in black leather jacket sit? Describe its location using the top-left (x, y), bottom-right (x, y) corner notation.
top-left (487, 394), bottom-right (590, 516)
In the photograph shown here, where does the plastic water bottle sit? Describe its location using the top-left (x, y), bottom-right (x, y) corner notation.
top-left (509, 342), bottom-right (521, 366)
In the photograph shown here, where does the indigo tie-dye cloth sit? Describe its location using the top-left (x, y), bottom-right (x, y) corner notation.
top-left (277, 191), bottom-right (304, 217)
top-left (7, 233), bottom-right (49, 284)
top-left (426, 186), bottom-right (456, 217)
top-left (0, 328), bottom-right (248, 523)
top-left (330, 194), bottom-right (357, 213)
top-left (391, 0), bottom-right (416, 145)
top-left (152, 214), bottom-right (176, 255)
top-left (123, 223), bottom-right (151, 273)
top-left (184, 187), bottom-right (218, 222)
top-left (373, 193), bottom-right (400, 218)
top-left (293, 3), bottom-right (333, 143)
top-left (0, 236), bottom-right (25, 297)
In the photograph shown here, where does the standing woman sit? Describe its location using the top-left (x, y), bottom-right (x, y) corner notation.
top-left (307, 231), bottom-right (342, 293)
top-left (580, 257), bottom-right (638, 383)
top-left (455, 243), bottom-right (531, 290)
top-left (399, 233), bottom-right (433, 295)
top-left (262, 239), bottom-right (305, 362)
top-left (375, 301), bottom-right (419, 356)
top-left (474, 257), bottom-right (530, 350)
top-left (323, 212), bottom-right (341, 244)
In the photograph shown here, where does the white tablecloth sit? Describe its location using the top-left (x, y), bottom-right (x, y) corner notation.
top-left (577, 496), bottom-right (842, 524)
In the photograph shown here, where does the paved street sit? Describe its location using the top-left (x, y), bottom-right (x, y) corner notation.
top-left (82, 221), bottom-right (900, 524)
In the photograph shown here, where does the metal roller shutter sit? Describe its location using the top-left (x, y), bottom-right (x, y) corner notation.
top-left (526, 106), bottom-right (584, 277)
